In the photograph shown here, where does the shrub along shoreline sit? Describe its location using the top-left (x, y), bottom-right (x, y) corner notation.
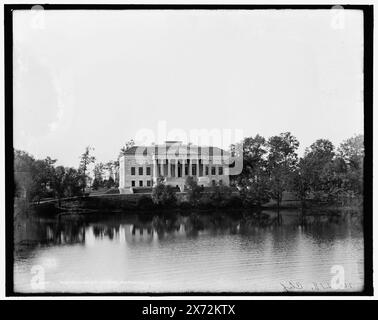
top-left (26, 188), bottom-right (362, 218)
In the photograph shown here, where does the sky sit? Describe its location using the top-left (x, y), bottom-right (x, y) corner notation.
top-left (13, 9), bottom-right (364, 168)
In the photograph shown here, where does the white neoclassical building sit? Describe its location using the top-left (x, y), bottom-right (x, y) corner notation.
top-left (119, 141), bottom-right (230, 194)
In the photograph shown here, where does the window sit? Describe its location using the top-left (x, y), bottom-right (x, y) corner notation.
top-left (185, 165), bottom-right (189, 176)
top-left (131, 167), bottom-right (135, 175)
top-left (218, 166), bottom-right (223, 175)
top-left (147, 180), bottom-right (151, 187)
top-left (192, 164), bottom-right (196, 176)
top-left (205, 166), bottom-right (209, 175)
top-left (139, 167), bottom-right (143, 175)
top-left (211, 166), bottom-right (216, 175)
top-left (146, 166), bottom-right (151, 175)
top-left (139, 180), bottom-right (143, 187)
top-left (219, 180), bottom-right (223, 185)
top-left (131, 180), bottom-right (135, 187)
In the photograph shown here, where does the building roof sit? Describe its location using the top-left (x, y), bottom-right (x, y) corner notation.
top-left (122, 144), bottom-right (228, 157)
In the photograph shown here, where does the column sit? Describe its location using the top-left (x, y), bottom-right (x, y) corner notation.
top-left (182, 161), bottom-right (185, 178)
top-left (124, 158), bottom-right (127, 187)
top-left (189, 159), bottom-right (192, 176)
top-left (175, 160), bottom-right (179, 178)
top-left (196, 159), bottom-right (199, 177)
top-left (168, 159), bottom-right (171, 177)
top-left (153, 159), bottom-right (157, 179)
top-left (160, 161), bottom-right (165, 177)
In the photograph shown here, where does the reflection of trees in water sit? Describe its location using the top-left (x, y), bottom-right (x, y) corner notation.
top-left (291, 209), bottom-right (363, 245)
top-left (183, 214), bottom-right (204, 237)
top-left (131, 225), bottom-right (153, 236)
top-left (126, 211), bottom-right (286, 238)
top-left (15, 217), bottom-right (48, 245)
top-left (15, 217), bottom-right (87, 260)
top-left (16, 208), bottom-right (362, 253)
top-left (133, 213), bottom-right (240, 238)
top-left (295, 209), bottom-right (362, 228)
top-left (152, 215), bottom-right (181, 239)
top-left (190, 213), bottom-right (244, 236)
top-left (127, 214), bottom-right (206, 239)
top-left (92, 224), bottom-right (120, 240)
top-left (45, 219), bottom-right (86, 244)
top-left (238, 212), bottom-right (278, 234)
top-left (127, 225), bottom-right (154, 243)
top-left (119, 215), bottom-right (158, 242)
top-left (208, 213), bottom-right (233, 230)
top-left (129, 211), bottom-right (281, 238)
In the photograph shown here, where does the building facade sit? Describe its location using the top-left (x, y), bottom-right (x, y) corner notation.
top-left (119, 141), bottom-right (230, 194)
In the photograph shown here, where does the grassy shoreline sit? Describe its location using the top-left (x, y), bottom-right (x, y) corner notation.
top-left (13, 194), bottom-right (363, 218)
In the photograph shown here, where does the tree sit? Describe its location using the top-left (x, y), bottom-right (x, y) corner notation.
top-left (51, 166), bottom-right (82, 206)
top-left (79, 146), bottom-right (95, 192)
top-left (93, 162), bottom-right (105, 189)
top-left (14, 150), bottom-right (39, 201)
top-left (104, 161), bottom-right (114, 179)
top-left (233, 135), bottom-right (271, 206)
top-left (267, 132), bottom-right (299, 210)
top-left (295, 139), bottom-right (336, 201)
top-left (119, 139), bottom-right (135, 158)
top-left (112, 160), bottom-right (120, 186)
top-left (14, 149), bottom-right (85, 207)
top-left (137, 195), bottom-right (155, 210)
top-left (103, 160), bottom-right (120, 186)
top-left (103, 161), bottom-right (119, 187)
top-left (105, 176), bottom-right (115, 189)
top-left (185, 176), bottom-right (203, 206)
top-left (337, 134), bottom-right (364, 195)
top-left (32, 157), bottom-right (57, 202)
top-left (208, 183), bottom-right (232, 208)
top-left (51, 166), bottom-right (66, 206)
top-left (239, 180), bottom-right (271, 207)
top-left (293, 136), bottom-right (364, 205)
top-left (151, 177), bottom-right (177, 207)
top-left (338, 134), bottom-right (364, 167)
top-left (14, 150), bottom-right (57, 203)
top-left (63, 167), bottom-right (83, 197)
top-left (91, 178), bottom-right (101, 190)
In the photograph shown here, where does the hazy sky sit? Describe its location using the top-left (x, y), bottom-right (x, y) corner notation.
top-left (13, 9), bottom-right (364, 167)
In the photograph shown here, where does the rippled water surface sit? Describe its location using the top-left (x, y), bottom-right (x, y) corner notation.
top-left (14, 209), bottom-right (364, 293)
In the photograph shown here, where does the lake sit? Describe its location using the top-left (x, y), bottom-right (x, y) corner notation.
top-left (14, 209), bottom-right (364, 293)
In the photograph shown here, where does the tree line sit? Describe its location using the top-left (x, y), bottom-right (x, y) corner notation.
top-left (232, 133), bottom-right (363, 208)
top-left (137, 132), bottom-right (364, 210)
top-left (14, 139), bottom-right (138, 205)
top-left (15, 146), bottom-right (101, 205)
top-left (14, 133), bottom-right (363, 209)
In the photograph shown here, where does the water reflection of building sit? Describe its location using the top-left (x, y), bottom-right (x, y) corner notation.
top-left (125, 224), bottom-right (155, 243)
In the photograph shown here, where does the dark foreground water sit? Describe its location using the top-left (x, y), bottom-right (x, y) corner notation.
top-left (14, 209), bottom-right (364, 293)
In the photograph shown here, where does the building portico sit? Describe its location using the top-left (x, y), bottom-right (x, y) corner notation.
top-left (119, 141), bottom-right (230, 194)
